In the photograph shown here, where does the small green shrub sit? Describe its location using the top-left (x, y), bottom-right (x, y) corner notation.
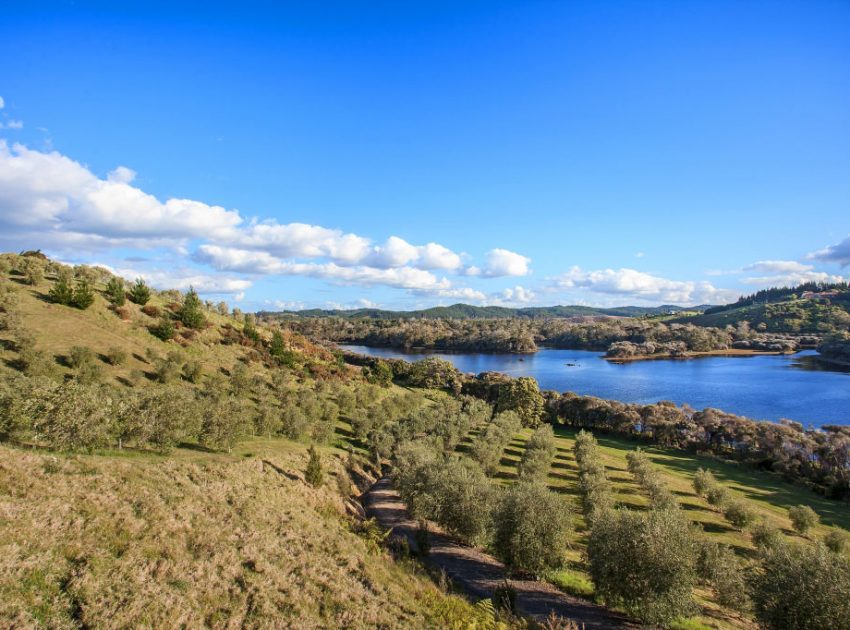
top-left (105, 346), bottom-right (128, 366)
top-left (789, 505), bottom-right (819, 535)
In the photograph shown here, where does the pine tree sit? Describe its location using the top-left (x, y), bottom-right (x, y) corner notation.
top-left (179, 286), bottom-right (206, 329)
top-left (72, 278), bottom-right (95, 309)
top-left (270, 329), bottom-right (286, 358)
top-left (305, 445), bottom-right (323, 487)
top-left (48, 272), bottom-right (74, 305)
top-left (129, 278), bottom-right (151, 305)
top-left (105, 276), bottom-right (126, 306)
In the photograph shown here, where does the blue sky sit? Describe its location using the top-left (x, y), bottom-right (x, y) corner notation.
top-left (1, 1), bottom-right (849, 310)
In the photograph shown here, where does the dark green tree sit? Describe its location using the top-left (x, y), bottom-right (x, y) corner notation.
top-left (105, 276), bottom-right (126, 306)
top-left (496, 376), bottom-right (544, 427)
top-left (128, 278), bottom-right (151, 305)
top-left (179, 286), bottom-right (206, 329)
top-left (270, 329), bottom-right (286, 358)
top-left (48, 271), bottom-right (74, 305)
top-left (71, 278), bottom-right (95, 309)
top-left (305, 445), bottom-right (323, 487)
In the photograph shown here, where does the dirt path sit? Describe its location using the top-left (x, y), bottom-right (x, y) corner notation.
top-left (363, 477), bottom-right (639, 629)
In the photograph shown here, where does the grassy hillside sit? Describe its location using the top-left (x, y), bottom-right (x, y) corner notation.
top-left (0, 439), bottom-right (502, 629)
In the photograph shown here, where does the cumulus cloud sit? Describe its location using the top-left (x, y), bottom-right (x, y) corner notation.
top-left (194, 244), bottom-right (481, 298)
top-left (551, 266), bottom-right (737, 305)
top-left (0, 138), bottom-right (528, 304)
top-left (0, 141), bottom-right (242, 245)
top-left (499, 286), bottom-right (536, 304)
top-left (104, 265), bottom-right (252, 295)
top-left (739, 259), bottom-right (846, 286)
top-left (478, 248), bottom-right (531, 277)
top-left (0, 96), bottom-right (4, 109)
top-left (807, 235), bottom-right (850, 267)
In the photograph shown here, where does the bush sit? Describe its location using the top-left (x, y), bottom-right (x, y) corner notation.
top-left (750, 541), bottom-right (850, 630)
top-left (825, 529), bottom-right (850, 554)
top-left (68, 345), bottom-right (95, 369)
top-left (141, 304), bottom-right (160, 317)
top-left (692, 467), bottom-right (716, 497)
top-left (724, 500), bottom-right (757, 530)
top-left (153, 352), bottom-right (183, 384)
top-left (182, 360), bottom-right (203, 383)
top-left (150, 318), bottom-right (175, 341)
top-left (493, 481), bottom-right (571, 575)
top-left (751, 520), bottom-right (783, 550)
top-left (788, 505), bottom-right (819, 535)
top-left (706, 485), bottom-right (730, 509)
top-left (588, 508), bottom-right (698, 625)
top-left (105, 346), bottom-right (128, 366)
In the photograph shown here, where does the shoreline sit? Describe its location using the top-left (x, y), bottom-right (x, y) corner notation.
top-left (604, 348), bottom-right (798, 363)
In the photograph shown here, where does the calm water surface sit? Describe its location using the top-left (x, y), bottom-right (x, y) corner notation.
top-left (342, 345), bottom-right (850, 427)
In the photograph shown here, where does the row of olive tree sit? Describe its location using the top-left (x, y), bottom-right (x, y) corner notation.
top-left (393, 440), bottom-right (572, 575)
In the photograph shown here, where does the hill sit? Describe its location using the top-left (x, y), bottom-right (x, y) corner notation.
top-left (262, 303), bottom-right (710, 320)
top-left (674, 282), bottom-right (850, 334)
top-left (3, 252), bottom-right (850, 630)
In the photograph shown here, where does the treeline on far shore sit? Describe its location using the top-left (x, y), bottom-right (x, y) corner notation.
top-left (345, 350), bottom-right (850, 499)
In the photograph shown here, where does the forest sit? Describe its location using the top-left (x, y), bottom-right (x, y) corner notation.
top-left (272, 313), bottom-right (812, 357)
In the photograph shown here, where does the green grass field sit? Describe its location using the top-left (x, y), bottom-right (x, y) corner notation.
top-left (483, 424), bottom-right (850, 629)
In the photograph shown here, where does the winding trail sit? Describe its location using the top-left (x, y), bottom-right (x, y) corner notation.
top-left (363, 476), bottom-right (639, 629)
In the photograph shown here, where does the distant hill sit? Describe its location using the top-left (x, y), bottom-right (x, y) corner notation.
top-left (261, 303), bottom-right (711, 320)
top-left (673, 282), bottom-right (850, 334)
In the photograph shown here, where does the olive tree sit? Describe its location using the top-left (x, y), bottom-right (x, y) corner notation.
top-left (492, 481), bottom-right (571, 575)
top-left (788, 505), bottom-right (819, 536)
top-left (587, 507), bottom-right (698, 625)
top-left (750, 541), bottom-right (850, 630)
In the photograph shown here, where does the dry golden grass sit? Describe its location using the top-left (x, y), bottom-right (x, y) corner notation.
top-left (0, 442), bottom-right (491, 629)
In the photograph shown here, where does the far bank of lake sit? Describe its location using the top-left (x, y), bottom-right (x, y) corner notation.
top-left (341, 345), bottom-right (850, 428)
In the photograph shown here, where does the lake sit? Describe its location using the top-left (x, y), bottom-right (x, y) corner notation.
top-left (341, 345), bottom-right (850, 427)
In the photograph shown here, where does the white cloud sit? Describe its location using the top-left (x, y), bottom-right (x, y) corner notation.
top-left (743, 260), bottom-right (813, 274)
top-left (107, 166), bottom-right (136, 184)
top-left (104, 264), bottom-right (252, 295)
top-left (807, 235), bottom-right (850, 267)
top-left (194, 244), bottom-right (479, 297)
top-left (499, 286), bottom-right (536, 304)
top-left (481, 248), bottom-right (531, 277)
top-left (4, 120), bottom-right (23, 130)
top-left (0, 96), bottom-right (4, 109)
top-left (0, 138), bottom-right (536, 305)
top-left (739, 260), bottom-right (845, 286)
top-left (635, 251), bottom-right (645, 258)
top-left (0, 141), bottom-right (242, 245)
top-left (551, 266), bottom-right (737, 305)
top-left (365, 236), bottom-right (463, 270)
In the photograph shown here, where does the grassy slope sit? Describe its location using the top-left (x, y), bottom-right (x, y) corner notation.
top-left (0, 439), bottom-right (485, 629)
top-left (0, 277), bottom-right (279, 385)
top-left (489, 426), bottom-right (850, 630)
